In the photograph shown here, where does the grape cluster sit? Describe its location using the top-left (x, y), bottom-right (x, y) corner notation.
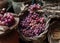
top-left (20, 12), bottom-right (46, 37)
top-left (0, 8), bottom-right (15, 27)
top-left (28, 4), bottom-right (41, 13)
top-left (20, 4), bottom-right (46, 37)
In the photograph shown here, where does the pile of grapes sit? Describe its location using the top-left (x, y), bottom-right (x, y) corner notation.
top-left (20, 4), bottom-right (46, 37)
top-left (20, 13), bottom-right (46, 37)
top-left (0, 8), bottom-right (15, 27)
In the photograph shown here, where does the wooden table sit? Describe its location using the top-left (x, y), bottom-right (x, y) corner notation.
top-left (0, 30), bottom-right (19, 43)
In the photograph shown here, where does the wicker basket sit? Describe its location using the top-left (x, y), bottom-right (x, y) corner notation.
top-left (0, 17), bottom-right (19, 37)
top-left (48, 15), bottom-right (60, 43)
top-left (18, 8), bottom-right (50, 43)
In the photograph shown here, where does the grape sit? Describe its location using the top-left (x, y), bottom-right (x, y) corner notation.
top-left (1, 21), bottom-right (5, 25)
top-left (36, 4), bottom-right (40, 9)
top-left (1, 18), bottom-right (4, 21)
top-left (33, 29), bottom-right (38, 33)
top-left (39, 17), bottom-right (44, 23)
top-left (36, 19), bottom-right (40, 23)
top-left (8, 19), bottom-right (11, 22)
top-left (30, 10), bottom-right (34, 14)
top-left (5, 19), bottom-right (8, 22)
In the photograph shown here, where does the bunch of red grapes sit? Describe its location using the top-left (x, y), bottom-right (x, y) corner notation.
top-left (20, 4), bottom-right (45, 37)
top-left (0, 8), bottom-right (15, 27)
top-left (20, 12), bottom-right (46, 37)
top-left (28, 4), bottom-right (41, 13)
